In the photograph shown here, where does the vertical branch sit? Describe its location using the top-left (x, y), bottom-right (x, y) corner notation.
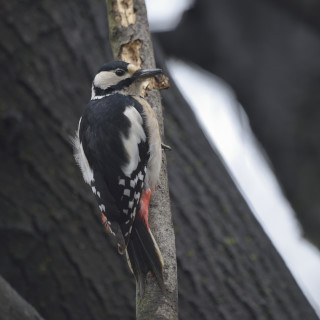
top-left (106, 0), bottom-right (178, 319)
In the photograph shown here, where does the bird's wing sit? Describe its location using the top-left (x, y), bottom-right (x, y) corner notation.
top-left (78, 94), bottom-right (149, 252)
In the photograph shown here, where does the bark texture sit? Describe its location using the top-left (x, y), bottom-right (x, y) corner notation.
top-left (157, 0), bottom-right (320, 249)
top-left (0, 1), bottom-right (136, 319)
top-left (0, 276), bottom-right (45, 320)
top-left (106, 0), bottom-right (178, 319)
top-left (0, 0), bottom-right (318, 319)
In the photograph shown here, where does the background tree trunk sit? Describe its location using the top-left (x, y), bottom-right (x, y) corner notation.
top-left (0, 0), bottom-right (318, 319)
top-left (0, 1), bottom-right (136, 319)
top-left (157, 0), bottom-right (320, 249)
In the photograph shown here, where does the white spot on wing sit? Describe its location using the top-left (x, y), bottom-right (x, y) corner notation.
top-left (121, 106), bottom-right (146, 176)
top-left (119, 179), bottom-right (125, 186)
top-left (134, 192), bottom-right (140, 200)
top-left (130, 208), bottom-right (137, 218)
top-left (123, 189), bottom-right (131, 197)
top-left (138, 171), bottom-right (144, 181)
top-left (97, 191), bottom-right (100, 198)
top-left (128, 201), bottom-right (134, 209)
top-left (123, 209), bottom-right (128, 214)
top-left (92, 186), bottom-right (96, 194)
top-left (99, 204), bottom-right (105, 212)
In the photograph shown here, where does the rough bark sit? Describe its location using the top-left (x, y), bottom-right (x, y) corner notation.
top-left (155, 42), bottom-right (318, 320)
top-left (0, 0), bottom-right (318, 319)
top-left (157, 0), bottom-right (320, 249)
top-left (0, 1), bottom-right (136, 319)
top-left (106, 1), bottom-right (178, 319)
top-left (0, 276), bottom-right (44, 320)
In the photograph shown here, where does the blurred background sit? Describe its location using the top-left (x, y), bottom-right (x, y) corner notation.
top-left (1, 0), bottom-right (320, 319)
top-left (146, 0), bottom-right (320, 314)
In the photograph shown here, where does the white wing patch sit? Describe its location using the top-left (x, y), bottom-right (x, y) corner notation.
top-left (121, 106), bottom-right (146, 176)
top-left (72, 118), bottom-right (94, 184)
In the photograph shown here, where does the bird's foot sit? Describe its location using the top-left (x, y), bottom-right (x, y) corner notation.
top-left (161, 142), bottom-right (172, 151)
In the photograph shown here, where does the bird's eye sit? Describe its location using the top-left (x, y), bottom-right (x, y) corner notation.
top-left (115, 69), bottom-right (125, 76)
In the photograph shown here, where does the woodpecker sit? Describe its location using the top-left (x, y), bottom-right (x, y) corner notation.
top-left (72, 61), bottom-right (164, 294)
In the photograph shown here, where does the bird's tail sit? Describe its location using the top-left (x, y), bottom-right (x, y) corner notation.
top-left (126, 218), bottom-right (164, 296)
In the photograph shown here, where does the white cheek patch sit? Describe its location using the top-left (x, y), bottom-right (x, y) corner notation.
top-left (93, 71), bottom-right (129, 90)
top-left (72, 119), bottom-right (94, 184)
top-left (121, 106), bottom-right (146, 176)
top-left (94, 71), bottom-right (117, 90)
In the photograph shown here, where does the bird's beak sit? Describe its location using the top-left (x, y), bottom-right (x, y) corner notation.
top-left (132, 68), bottom-right (163, 80)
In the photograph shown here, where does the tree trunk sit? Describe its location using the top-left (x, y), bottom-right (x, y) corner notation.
top-left (0, 0), bottom-right (318, 319)
top-left (0, 276), bottom-right (44, 320)
top-left (106, 0), bottom-right (178, 319)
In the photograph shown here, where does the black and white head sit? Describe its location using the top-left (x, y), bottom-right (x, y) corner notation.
top-left (91, 61), bottom-right (162, 99)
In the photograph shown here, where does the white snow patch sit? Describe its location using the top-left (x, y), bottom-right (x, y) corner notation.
top-left (145, 0), bottom-right (194, 31)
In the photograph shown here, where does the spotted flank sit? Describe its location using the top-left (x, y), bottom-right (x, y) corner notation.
top-left (116, 165), bottom-right (147, 243)
top-left (88, 164), bottom-right (147, 246)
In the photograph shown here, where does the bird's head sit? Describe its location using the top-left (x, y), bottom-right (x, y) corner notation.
top-left (91, 61), bottom-right (162, 99)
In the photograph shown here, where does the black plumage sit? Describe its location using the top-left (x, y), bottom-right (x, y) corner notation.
top-left (79, 94), bottom-right (149, 250)
top-left (74, 61), bottom-right (164, 295)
